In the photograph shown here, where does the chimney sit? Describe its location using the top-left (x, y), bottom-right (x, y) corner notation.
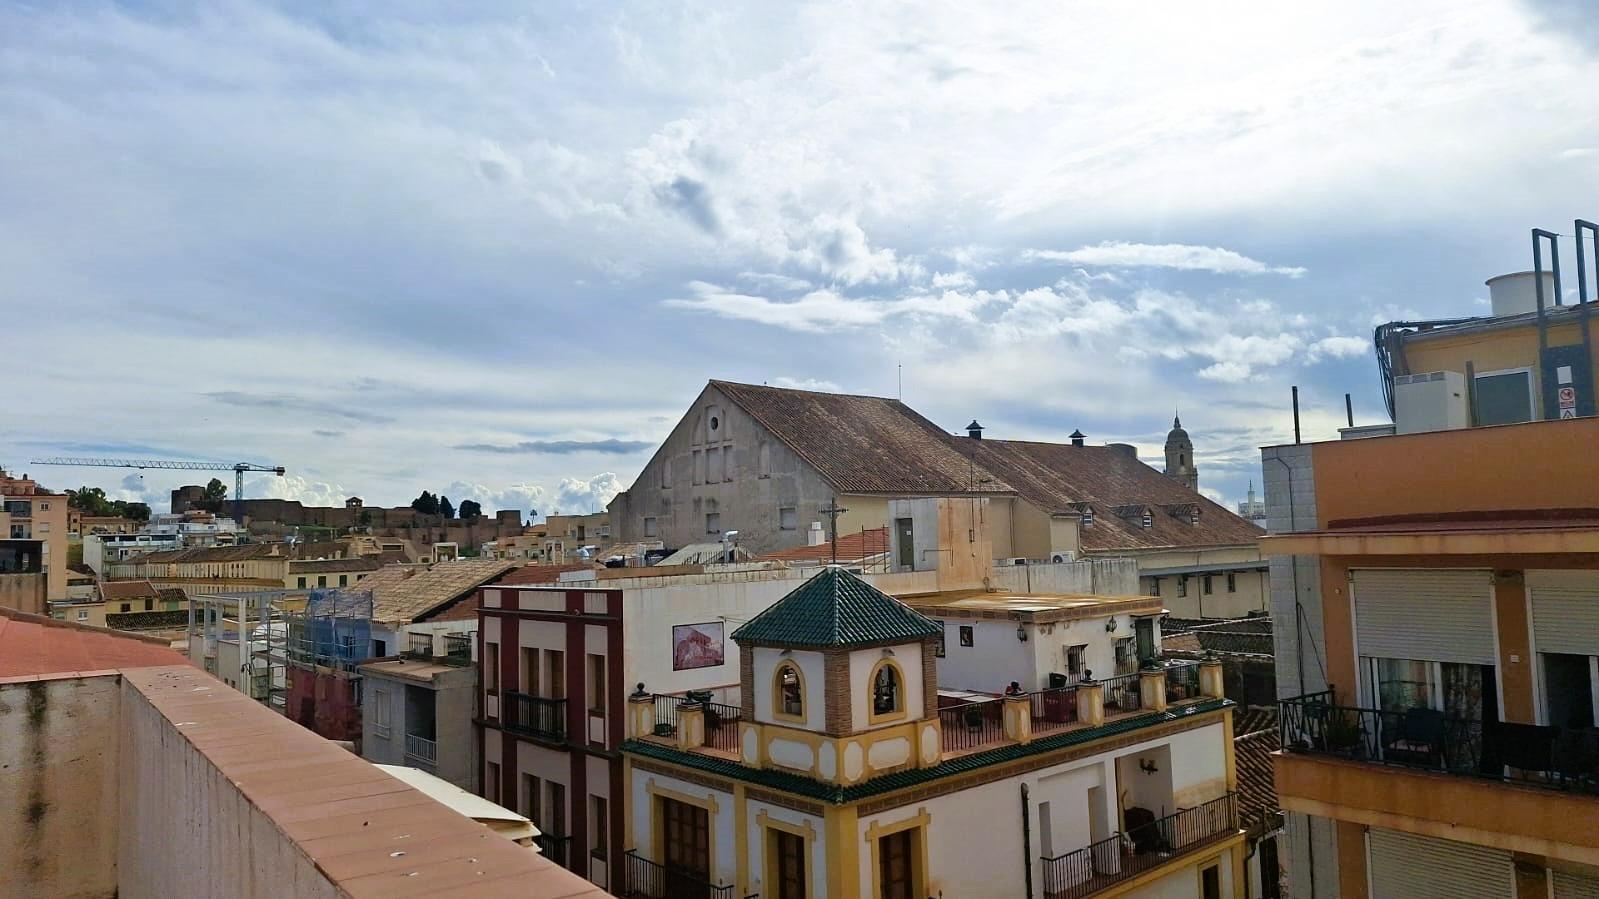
top-left (966, 420), bottom-right (984, 440)
top-left (1070, 429), bottom-right (1085, 447)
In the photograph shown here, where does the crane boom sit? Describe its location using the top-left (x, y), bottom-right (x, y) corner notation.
top-left (29, 457), bottom-right (287, 524)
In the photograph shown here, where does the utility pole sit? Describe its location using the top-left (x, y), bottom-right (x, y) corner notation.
top-left (819, 496), bottom-right (849, 565)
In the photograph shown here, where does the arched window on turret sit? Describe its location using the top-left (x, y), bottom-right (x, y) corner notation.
top-left (774, 662), bottom-right (805, 720)
top-left (871, 661), bottom-right (903, 718)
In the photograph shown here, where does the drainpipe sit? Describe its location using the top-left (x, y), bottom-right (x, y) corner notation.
top-left (1269, 451), bottom-right (1315, 899)
top-left (1020, 783), bottom-right (1035, 899)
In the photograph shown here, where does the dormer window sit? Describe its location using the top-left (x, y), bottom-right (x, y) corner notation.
top-left (872, 662), bottom-right (902, 717)
top-left (776, 663), bottom-right (804, 719)
top-left (1140, 509), bottom-right (1153, 529)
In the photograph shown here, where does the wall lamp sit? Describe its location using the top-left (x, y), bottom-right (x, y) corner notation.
top-left (1140, 758), bottom-right (1160, 775)
top-left (1016, 623), bottom-right (1028, 642)
top-left (1105, 617), bottom-right (1118, 633)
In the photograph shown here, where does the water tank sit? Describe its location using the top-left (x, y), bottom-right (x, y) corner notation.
top-left (1486, 271), bottom-right (1557, 318)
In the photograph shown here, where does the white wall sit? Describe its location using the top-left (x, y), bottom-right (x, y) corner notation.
top-left (751, 646), bottom-right (824, 729)
top-left (927, 614), bottom-right (1136, 693)
top-left (628, 771), bottom-right (737, 886)
top-left (988, 557), bottom-right (1142, 596)
top-left (744, 800), bottom-right (826, 899)
top-left (620, 573), bottom-right (803, 696)
top-left (848, 643), bottom-right (923, 732)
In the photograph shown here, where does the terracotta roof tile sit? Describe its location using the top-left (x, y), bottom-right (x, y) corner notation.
top-left (1234, 726), bottom-right (1281, 829)
top-left (758, 528), bottom-right (889, 565)
top-left (99, 579), bottom-right (161, 601)
top-left (0, 607), bottom-right (189, 678)
top-left (358, 560), bottom-right (517, 624)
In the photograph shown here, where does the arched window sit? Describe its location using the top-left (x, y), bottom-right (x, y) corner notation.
top-left (774, 662), bottom-right (805, 720)
top-left (872, 662), bottom-right (902, 717)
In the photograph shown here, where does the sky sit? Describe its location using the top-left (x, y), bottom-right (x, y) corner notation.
top-left (3, 0), bottom-right (1598, 519)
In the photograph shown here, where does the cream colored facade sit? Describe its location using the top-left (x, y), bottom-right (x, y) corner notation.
top-left (0, 469), bottom-right (71, 606)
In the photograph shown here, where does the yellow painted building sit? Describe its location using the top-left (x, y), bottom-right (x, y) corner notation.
top-left (0, 468), bottom-right (71, 610)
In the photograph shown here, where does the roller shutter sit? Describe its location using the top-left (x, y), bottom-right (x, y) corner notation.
top-left (1553, 869), bottom-right (1599, 899)
top-left (1367, 829), bottom-right (1513, 899)
top-left (1353, 570), bottom-right (1495, 665)
top-left (1528, 571), bottom-right (1599, 657)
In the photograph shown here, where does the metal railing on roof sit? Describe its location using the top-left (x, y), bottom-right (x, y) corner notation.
top-left (1041, 793), bottom-right (1238, 899)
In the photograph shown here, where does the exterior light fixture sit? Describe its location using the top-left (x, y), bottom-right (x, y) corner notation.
top-left (1016, 623), bottom-right (1029, 642)
top-left (1140, 758), bottom-right (1159, 775)
top-left (1105, 617), bottom-right (1118, 632)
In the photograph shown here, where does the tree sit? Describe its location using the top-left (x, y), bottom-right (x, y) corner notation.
top-left (114, 501), bottom-right (151, 522)
top-left (67, 486), bottom-right (111, 516)
top-left (438, 496), bottom-right (455, 519)
top-left (458, 499), bottom-right (482, 520)
top-left (195, 478), bottom-right (228, 513)
top-left (410, 491), bottom-right (439, 515)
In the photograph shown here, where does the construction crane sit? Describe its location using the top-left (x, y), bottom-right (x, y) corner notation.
top-left (28, 457), bottom-right (286, 524)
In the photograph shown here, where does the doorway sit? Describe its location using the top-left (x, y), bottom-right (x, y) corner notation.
top-left (895, 518), bottom-right (914, 570)
top-left (878, 828), bottom-right (916, 899)
top-left (769, 829), bottom-right (806, 899)
top-left (659, 797), bottom-right (711, 897)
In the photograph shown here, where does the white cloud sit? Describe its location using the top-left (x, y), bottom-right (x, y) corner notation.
top-left (770, 376), bottom-right (842, 392)
top-left (1310, 335), bottom-right (1370, 359)
top-left (737, 272), bottom-right (813, 293)
top-left (931, 271), bottom-right (975, 289)
top-left (248, 474), bottom-right (351, 508)
top-left (552, 473), bottom-right (622, 517)
top-left (1028, 242), bottom-right (1306, 277)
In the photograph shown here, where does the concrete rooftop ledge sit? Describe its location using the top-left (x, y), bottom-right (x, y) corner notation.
top-left (2, 664), bottom-right (611, 898)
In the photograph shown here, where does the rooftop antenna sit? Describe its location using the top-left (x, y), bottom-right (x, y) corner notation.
top-left (820, 496), bottom-right (849, 565)
top-left (897, 363), bottom-right (902, 401)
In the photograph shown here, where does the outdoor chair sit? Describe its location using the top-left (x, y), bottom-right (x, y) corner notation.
top-left (1384, 707), bottom-right (1444, 766)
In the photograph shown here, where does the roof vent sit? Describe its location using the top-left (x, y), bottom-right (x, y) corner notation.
top-left (966, 420), bottom-right (984, 440)
top-left (1070, 429), bottom-right (1085, 447)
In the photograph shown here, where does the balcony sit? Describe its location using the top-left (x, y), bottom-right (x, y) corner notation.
top-left (503, 691), bottom-right (567, 742)
top-left (621, 849), bottom-right (736, 899)
top-left (403, 732), bottom-right (437, 771)
top-left (939, 672), bottom-right (1149, 757)
top-left (442, 632), bottom-right (471, 665)
top-left (642, 692), bottom-right (744, 755)
top-left (1280, 690), bottom-right (1599, 795)
top-left (535, 833), bottom-right (573, 869)
top-left (1041, 793), bottom-right (1239, 899)
top-left (402, 633), bottom-right (433, 661)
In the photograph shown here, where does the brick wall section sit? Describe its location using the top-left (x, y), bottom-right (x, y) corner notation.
top-left (740, 650), bottom-right (755, 718)
top-left (921, 636), bottom-right (939, 717)
top-left (823, 650), bottom-right (851, 736)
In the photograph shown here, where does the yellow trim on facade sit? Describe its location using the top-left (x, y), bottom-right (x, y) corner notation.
top-left (823, 802), bottom-right (859, 898)
top-left (866, 658), bottom-right (909, 726)
top-left (865, 807), bottom-right (931, 899)
top-left (645, 777), bottom-right (722, 882)
top-left (771, 660), bottom-right (808, 724)
top-left (757, 809), bottom-right (819, 899)
top-left (1222, 705), bottom-right (1237, 793)
top-left (734, 781), bottom-right (748, 897)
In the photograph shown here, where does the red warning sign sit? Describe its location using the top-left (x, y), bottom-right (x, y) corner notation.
top-left (1559, 386), bottom-right (1576, 408)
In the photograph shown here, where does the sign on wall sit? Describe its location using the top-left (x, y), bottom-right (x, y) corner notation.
top-left (672, 621), bottom-right (725, 671)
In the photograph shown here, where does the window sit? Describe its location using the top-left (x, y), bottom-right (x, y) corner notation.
top-left (1114, 638), bottom-right (1137, 675)
top-left (1067, 644), bottom-right (1087, 680)
top-left (37, 522), bottom-right (49, 534)
top-left (693, 449), bottom-right (703, 484)
top-left (76, 609), bottom-right (88, 621)
top-left (547, 782), bottom-right (567, 837)
top-left (1149, 578), bottom-right (1161, 597)
top-left (1474, 368), bottom-right (1534, 426)
top-left (485, 761), bottom-right (500, 804)
top-left (706, 446), bottom-right (723, 484)
top-left (297, 577), bottom-right (307, 589)
top-left (895, 517), bottom-right (915, 569)
top-left (759, 442), bottom-right (771, 478)
top-left (590, 796), bottom-right (609, 861)
top-left (372, 688), bottom-right (391, 736)
top-left (144, 599), bottom-right (152, 611)
top-left (871, 662), bottom-right (902, 717)
top-left (706, 512), bottom-right (721, 534)
top-left (373, 639), bottom-right (386, 657)
top-left (1201, 862), bottom-right (1222, 899)
top-left (660, 458), bottom-right (671, 488)
top-left (776, 663), bottom-right (804, 718)
top-left (39, 502), bottom-right (48, 511)
top-left (771, 827), bottom-right (806, 899)
top-left (933, 622), bottom-right (946, 658)
top-left (522, 773), bottom-right (541, 824)
top-left (485, 641), bottom-right (500, 693)
top-left (779, 507), bottom-right (797, 530)
top-left (521, 648), bottom-right (539, 695)
top-left (339, 574), bottom-right (348, 587)
top-left (587, 653), bottom-right (606, 716)
top-left (1202, 575), bottom-right (1213, 595)
top-left (1177, 576), bottom-right (1188, 598)
top-left (644, 517), bottom-right (658, 538)
top-left (1226, 572), bottom-right (1237, 593)
top-left (546, 649), bottom-right (566, 700)
top-left (120, 603), bottom-right (131, 613)
top-left (959, 625), bottom-right (974, 647)
top-left (317, 575), bottom-right (327, 587)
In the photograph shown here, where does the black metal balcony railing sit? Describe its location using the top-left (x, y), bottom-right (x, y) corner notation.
top-left (534, 832), bottom-right (572, 869)
top-left (1041, 793), bottom-right (1239, 899)
top-left (403, 634), bottom-right (433, 660)
top-left (939, 698), bottom-right (1006, 754)
top-left (622, 849), bottom-right (735, 899)
top-left (1100, 672), bottom-right (1143, 714)
top-left (701, 700), bottom-right (743, 753)
top-left (1280, 691), bottom-right (1599, 795)
top-left (503, 691), bottom-right (567, 742)
top-left (1029, 685), bottom-right (1081, 736)
top-left (1164, 662), bottom-right (1201, 703)
top-left (442, 632), bottom-right (471, 666)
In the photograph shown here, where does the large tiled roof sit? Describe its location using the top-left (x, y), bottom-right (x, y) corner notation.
top-left (758, 527), bottom-right (889, 566)
top-left (99, 579), bottom-right (160, 601)
top-left (711, 380), bottom-right (1013, 496)
top-left (289, 556), bottom-right (384, 574)
top-left (731, 567), bottom-right (941, 648)
top-left (123, 543), bottom-right (287, 564)
top-left (963, 439), bottom-right (1264, 551)
top-left (1234, 726), bottom-right (1281, 830)
top-left (359, 559), bottom-right (517, 624)
top-left (0, 608), bottom-right (189, 678)
top-left (494, 563), bottom-right (593, 585)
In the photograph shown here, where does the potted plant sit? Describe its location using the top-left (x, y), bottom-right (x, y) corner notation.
top-left (1322, 708), bottom-right (1364, 755)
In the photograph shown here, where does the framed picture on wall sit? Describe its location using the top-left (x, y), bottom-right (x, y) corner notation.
top-left (672, 622), bottom-right (725, 671)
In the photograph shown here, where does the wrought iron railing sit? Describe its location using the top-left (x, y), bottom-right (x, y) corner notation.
top-left (442, 632), bottom-right (471, 665)
top-left (1029, 685), bottom-right (1081, 735)
top-left (403, 733), bottom-right (437, 769)
top-left (403, 633), bottom-right (433, 660)
top-left (535, 833), bottom-right (573, 869)
top-left (622, 849), bottom-right (735, 899)
top-left (1279, 691), bottom-right (1599, 795)
top-left (1164, 661), bottom-right (1202, 703)
top-left (702, 700), bottom-right (743, 753)
top-left (503, 691), bottom-right (567, 741)
top-left (939, 698), bottom-right (1006, 754)
top-left (1100, 672), bottom-right (1142, 714)
top-left (650, 693), bottom-right (684, 738)
top-left (1041, 793), bottom-right (1238, 899)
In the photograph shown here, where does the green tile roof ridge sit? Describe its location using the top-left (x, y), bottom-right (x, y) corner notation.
top-left (622, 698), bottom-right (1231, 803)
top-left (730, 566), bottom-right (942, 648)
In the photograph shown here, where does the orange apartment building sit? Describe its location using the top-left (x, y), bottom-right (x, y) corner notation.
top-left (0, 467), bottom-right (71, 612)
top-left (1262, 256), bottom-right (1599, 897)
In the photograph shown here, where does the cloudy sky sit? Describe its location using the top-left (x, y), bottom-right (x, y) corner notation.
top-left (4, 0), bottom-right (1597, 518)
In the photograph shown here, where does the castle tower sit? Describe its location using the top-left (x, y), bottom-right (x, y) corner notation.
top-left (1164, 413), bottom-right (1198, 491)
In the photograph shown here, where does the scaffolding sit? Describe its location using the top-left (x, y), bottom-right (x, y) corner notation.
top-left (187, 589), bottom-right (297, 708)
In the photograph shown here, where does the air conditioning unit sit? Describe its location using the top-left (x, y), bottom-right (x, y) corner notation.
top-left (1394, 371), bottom-right (1468, 434)
top-left (1049, 551), bottom-right (1076, 564)
top-left (1004, 557), bottom-right (1028, 566)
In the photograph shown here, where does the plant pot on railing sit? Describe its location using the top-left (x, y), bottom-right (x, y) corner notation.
top-left (1321, 709), bottom-right (1365, 756)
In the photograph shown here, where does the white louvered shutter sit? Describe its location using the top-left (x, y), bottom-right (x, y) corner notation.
top-left (1366, 829), bottom-right (1513, 899)
top-left (1528, 571), bottom-right (1599, 657)
top-left (1353, 570), bottom-right (1495, 665)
